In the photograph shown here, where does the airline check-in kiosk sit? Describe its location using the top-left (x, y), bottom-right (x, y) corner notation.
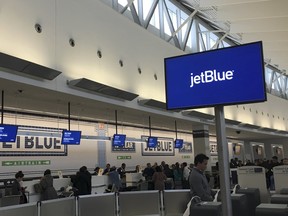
top-left (237, 166), bottom-right (269, 203)
top-left (236, 188), bottom-right (261, 216)
top-left (256, 203), bottom-right (288, 216)
top-left (273, 165), bottom-right (288, 193)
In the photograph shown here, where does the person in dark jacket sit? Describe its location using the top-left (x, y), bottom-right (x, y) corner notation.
top-left (11, 171), bottom-right (27, 204)
top-left (40, 169), bottom-right (58, 201)
top-left (74, 166), bottom-right (92, 195)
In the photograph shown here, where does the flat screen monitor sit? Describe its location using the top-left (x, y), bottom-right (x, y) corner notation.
top-left (112, 134), bottom-right (126, 147)
top-left (0, 124), bottom-right (18, 142)
top-left (61, 130), bottom-right (81, 145)
top-left (147, 136), bottom-right (158, 148)
top-left (164, 41), bottom-right (266, 110)
top-left (174, 139), bottom-right (184, 148)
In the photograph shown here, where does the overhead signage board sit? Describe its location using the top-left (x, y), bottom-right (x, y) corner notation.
top-left (0, 124), bottom-right (18, 142)
top-left (61, 130), bottom-right (81, 145)
top-left (164, 41), bottom-right (266, 110)
top-left (141, 136), bottom-right (174, 156)
top-left (112, 141), bottom-right (136, 152)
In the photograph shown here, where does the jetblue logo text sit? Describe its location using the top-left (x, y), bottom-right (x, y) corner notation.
top-left (190, 69), bottom-right (234, 87)
top-left (0, 136), bottom-right (67, 156)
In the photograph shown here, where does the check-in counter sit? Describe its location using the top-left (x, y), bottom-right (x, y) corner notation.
top-left (6, 175), bottom-right (111, 203)
top-left (91, 175), bottom-right (110, 194)
top-left (22, 178), bottom-right (72, 202)
top-left (125, 173), bottom-right (144, 187)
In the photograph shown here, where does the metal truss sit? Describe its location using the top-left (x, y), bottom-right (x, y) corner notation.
top-left (102, 0), bottom-right (288, 100)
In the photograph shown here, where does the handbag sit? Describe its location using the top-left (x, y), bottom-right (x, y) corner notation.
top-left (34, 183), bottom-right (43, 193)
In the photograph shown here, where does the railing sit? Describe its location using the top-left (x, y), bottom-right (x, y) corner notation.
top-left (0, 189), bottom-right (191, 216)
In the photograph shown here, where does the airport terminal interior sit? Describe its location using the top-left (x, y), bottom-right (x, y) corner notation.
top-left (0, 0), bottom-right (288, 215)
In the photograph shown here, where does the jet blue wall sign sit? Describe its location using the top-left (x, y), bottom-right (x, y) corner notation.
top-left (164, 41), bottom-right (267, 110)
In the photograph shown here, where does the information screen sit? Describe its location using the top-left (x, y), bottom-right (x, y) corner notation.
top-left (165, 41), bottom-right (266, 109)
top-left (174, 139), bottom-right (184, 148)
top-left (112, 134), bottom-right (126, 147)
top-left (0, 124), bottom-right (18, 142)
top-left (147, 137), bottom-right (158, 148)
top-left (61, 130), bottom-right (81, 145)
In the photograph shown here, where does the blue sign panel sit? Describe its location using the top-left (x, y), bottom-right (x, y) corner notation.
top-left (61, 130), bottom-right (81, 145)
top-left (147, 137), bottom-right (158, 148)
top-left (0, 124), bottom-right (18, 142)
top-left (174, 139), bottom-right (184, 149)
top-left (164, 41), bottom-right (266, 109)
top-left (112, 134), bottom-right (126, 147)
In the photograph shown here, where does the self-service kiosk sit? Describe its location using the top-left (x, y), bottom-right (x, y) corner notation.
top-left (237, 166), bottom-right (269, 203)
top-left (273, 165), bottom-right (288, 193)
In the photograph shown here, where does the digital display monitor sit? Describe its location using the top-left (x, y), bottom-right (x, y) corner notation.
top-left (174, 139), bottom-right (184, 148)
top-left (165, 41), bottom-right (266, 109)
top-left (112, 134), bottom-right (126, 147)
top-left (147, 137), bottom-right (158, 148)
top-left (61, 130), bottom-right (81, 145)
top-left (0, 124), bottom-right (18, 142)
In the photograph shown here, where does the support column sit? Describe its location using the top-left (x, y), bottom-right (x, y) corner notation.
top-left (263, 141), bottom-right (272, 160)
top-left (193, 125), bottom-right (211, 171)
top-left (97, 123), bottom-right (108, 168)
top-left (243, 140), bottom-right (252, 163)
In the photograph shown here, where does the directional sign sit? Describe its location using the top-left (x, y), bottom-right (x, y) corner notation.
top-left (181, 155), bottom-right (191, 159)
top-left (117, 156), bottom-right (132, 160)
top-left (2, 160), bottom-right (51, 166)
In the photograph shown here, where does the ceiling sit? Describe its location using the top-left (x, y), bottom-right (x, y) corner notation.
top-left (181, 0), bottom-right (288, 74)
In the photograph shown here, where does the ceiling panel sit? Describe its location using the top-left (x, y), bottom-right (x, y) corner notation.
top-left (199, 0), bottom-right (272, 7)
top-left (215, 0), bottom-right (288, 21)
top-left (185, 0), bottom-right (288, 74)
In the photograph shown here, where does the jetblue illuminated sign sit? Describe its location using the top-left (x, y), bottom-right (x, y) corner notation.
top-left (165, 41), bottom-right (266, 109)
top-left (190, 69), bottom-right (234, 87)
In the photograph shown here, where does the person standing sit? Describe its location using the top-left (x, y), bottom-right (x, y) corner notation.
top-left (40, 169), bottom-right (58, 201)
top-left (189, 153), bottom-right (216, 201)
top-left (74, 166), bottom-right (92, 195)
top-left (152, 166), bottom-right (167, 191)
top-left (11, 171), bottom-right (27, 204)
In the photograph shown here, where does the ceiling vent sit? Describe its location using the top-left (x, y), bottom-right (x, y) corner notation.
top-left (0, 52), bottom-right (61, 80)
top-left (182, 110), bottom-right (214, 121)
top-left (68, 78), bottom-right (138, 101)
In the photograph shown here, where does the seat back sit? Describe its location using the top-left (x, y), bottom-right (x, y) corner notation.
top-left (118, 190), bottom-right (161, 216)
top-left (0, 202), bottom-right (38, 216)
top-left (0, 195), bottom-right (21, 207)
top-left (163, 189), bottom-right (190, 216)
top-left (78, 193), bottom-right (117, 216)
top-left (40, 197), bottom-right (76, 216)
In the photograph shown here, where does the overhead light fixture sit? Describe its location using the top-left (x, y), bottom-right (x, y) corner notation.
top-left (238, 123), bottom-right (261, 130)
top-left (0, 52), bottom-right (61, 80)
top-left (259, 127), bottom-right (278, 133)
top-left (182, 110), bottom-right (214, 121)
top-left (225, 119), bottom-right (242, 125)
top-left (68, 78), bottom-right (138, 101)
top-left (138, 99), bottom-right (166, 110)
